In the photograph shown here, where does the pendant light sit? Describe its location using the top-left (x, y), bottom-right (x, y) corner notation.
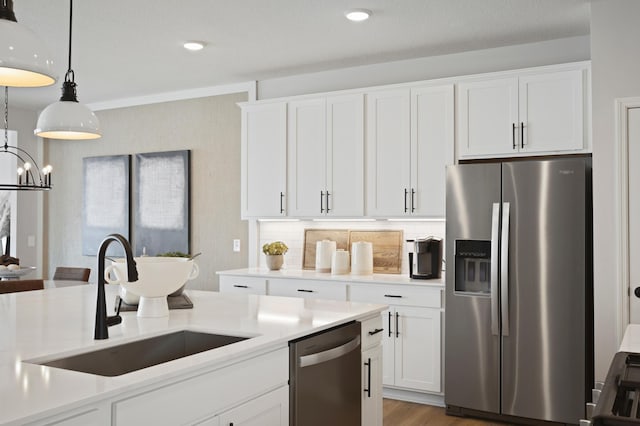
top-left (1, 87), bottom-right (52, 190)
top-left (34, 0), bottom-right (100, 140)
top-left (0, 0), bottom-right (56, 87)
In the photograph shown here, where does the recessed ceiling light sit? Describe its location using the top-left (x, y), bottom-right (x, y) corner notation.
top-left (345, 8), bottom-right (371, 22)
top-left (183, 41), bottom-right (205, 51)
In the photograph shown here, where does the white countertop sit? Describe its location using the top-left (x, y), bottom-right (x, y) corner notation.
top-left (619, 324), bottom-right (640, 352)
top-left (0, 285), bottom-right (385, 425)
top-left (217, 268), bottom-right (445, 288)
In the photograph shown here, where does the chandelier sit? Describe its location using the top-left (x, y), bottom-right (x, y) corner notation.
top-left (1, 87), bottom-right (52, 191)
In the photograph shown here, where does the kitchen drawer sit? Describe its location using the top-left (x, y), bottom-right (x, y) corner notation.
top-left (219, 275), bottom-right (267, 295)
top-left (268, 278), bottom-right (348, 301)
top-left (360, 315), bottom-right (384, 350)
top-left (350, 284), bottom-right (442, 308)
top-left (113, 348), bottom-right (288, 426)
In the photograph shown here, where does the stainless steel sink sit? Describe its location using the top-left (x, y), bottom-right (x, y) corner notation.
top-left (38, 330), bottom-right (250, 377)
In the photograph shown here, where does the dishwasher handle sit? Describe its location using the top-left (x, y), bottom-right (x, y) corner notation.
top-left (299, 335), bottom-right (361, 368)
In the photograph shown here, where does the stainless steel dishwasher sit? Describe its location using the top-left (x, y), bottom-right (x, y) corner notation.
top-left (289, 321), bottom-right (361, 426)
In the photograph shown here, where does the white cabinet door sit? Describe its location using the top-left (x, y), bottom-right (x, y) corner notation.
top-left (381, 309), bottom-right (395, 387)
top-left (458, 67), bottom-right (588, 159)
top-left (241, 103), bottom-right (287, 218)
top-left (518, 69), bottom-right (584, 154)
top-left (326, 94), bottom-right (364, 217)
top-left (366, 89), bottom-right (411, 216)
top-left (362, 345), bottom-right (383, 426)
top-left (457, 77), bottom-right (519, 158)
top-left (394, 306), bottom-right (441, 393)
top-left (218, 387), bottom-right (289, 426)
top-left (411, 85), bottom-right (454, 217)
top-left (288, 98), bottom-right (326, 216)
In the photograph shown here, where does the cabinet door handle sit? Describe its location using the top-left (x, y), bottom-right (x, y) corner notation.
top-left (297, 289), bottom-right (314, 293)
top-left (395, 312), bottom-right (399, 338)
top-left (233, 285), bottom-right (249, 288)
top-left (326, 191), bottom-right (331, 212)
top-left (279, 192), bottom-right (285, 214)
top-left (384, 294), bottom-right (403, 298)
top-left (364, 357), bottom-right (372, 398)
top-left (411, 188), bottom-right (416, 213)
top-left (388, 312), bottom-right (392, 337)
top-left (520, 122), bottom-right (525, 148)
top-left (368, 328), bottom-right (384, 336)
top-left (320, 190), bottom-right (325, 213)
top-left (404, 188), bottom-right (408, 213)
top-left (512, 123), bottom-right (517, 149)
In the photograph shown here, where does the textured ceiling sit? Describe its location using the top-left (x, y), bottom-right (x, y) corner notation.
top-left (8, 0), bottom-right (590, 110)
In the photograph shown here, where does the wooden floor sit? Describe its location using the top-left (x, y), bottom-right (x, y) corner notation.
top-left (383, 399), bottom-right (507, 426)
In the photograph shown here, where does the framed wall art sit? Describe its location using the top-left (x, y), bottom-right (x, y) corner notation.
top-left (82, 155), bottom-right (131, 256)
top-left (134, 150), bottom-right (190, 256)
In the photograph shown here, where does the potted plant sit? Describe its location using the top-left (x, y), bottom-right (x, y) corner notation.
top-left (262, 241), bottom-right (288, 271)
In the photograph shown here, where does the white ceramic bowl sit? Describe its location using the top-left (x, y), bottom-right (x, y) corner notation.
top-left (105, 257), bottom-right (199, 317)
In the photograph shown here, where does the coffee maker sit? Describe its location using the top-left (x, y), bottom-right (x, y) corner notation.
top-left (408, 237), bottom-right (443, 279)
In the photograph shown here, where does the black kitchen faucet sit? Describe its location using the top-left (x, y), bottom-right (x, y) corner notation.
top-left (94, 234), bottom-right (138, 340)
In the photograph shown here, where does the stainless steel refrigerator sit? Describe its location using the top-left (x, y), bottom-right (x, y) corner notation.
top-left (444, 157), bottom-right (593, 425)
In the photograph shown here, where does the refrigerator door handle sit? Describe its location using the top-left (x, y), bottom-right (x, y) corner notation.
top-left (501, 202), bottom-right (510, 336)
top-left (491, 202), bottom-right (500, 336)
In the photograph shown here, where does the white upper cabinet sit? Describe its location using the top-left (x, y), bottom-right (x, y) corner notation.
top-left (241, 102), bottom-right (287, 218)
top-left (366, 89), bottom-right (411, 217)
top-left (288, 94), bottom-right (364, 217)
top-left (457, 66), bottom-right (588, 159)
top-left (411, 85), bottom-right (454, 217)
top-left (366, 85), bottom-right (453, 217)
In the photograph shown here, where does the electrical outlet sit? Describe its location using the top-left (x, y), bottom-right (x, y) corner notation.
top-left (233, 239), bottom-right (241, 252)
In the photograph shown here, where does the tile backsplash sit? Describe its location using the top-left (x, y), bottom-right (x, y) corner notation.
top-left (258, 220), bottom-right (446, 275)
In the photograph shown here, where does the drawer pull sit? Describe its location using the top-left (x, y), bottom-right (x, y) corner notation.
top-left (297, 289), bottom-right (314, 293)
top-left (368, 328), bottom-right (384, 336)
top-left (233, 285), bottom-right (249, 288)
top-left (384, 294), bottom-right (403, 298)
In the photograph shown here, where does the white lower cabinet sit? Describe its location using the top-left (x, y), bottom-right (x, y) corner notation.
top-left (351, 284), bottom-right (443, 395)
top-left (113, 348), bottom-right (288, 426)
top-left (202, 386), bottom-right (289, 426)
top-left (360, 315), bottom-right (383, 426)
top-left (382, 306), bottom-right (441, 392)
top-left (219, 276), bottom-right (267, 295)
top-left (27, 403), bottom-right (109, 426)
top-left (267, 278), bottom-right (348, 301)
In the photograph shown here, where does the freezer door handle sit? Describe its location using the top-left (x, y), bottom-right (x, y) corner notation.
top-left (501, 202), bottom-right (510, 336)
top-left (491, 202), bottom-right (500, 336)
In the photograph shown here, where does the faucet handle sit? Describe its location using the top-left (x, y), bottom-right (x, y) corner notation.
top-left (115, 296), bottom-right (123, 315)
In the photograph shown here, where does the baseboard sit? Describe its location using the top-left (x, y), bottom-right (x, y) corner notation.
top-left (382, 387), bottom-right (445, 407)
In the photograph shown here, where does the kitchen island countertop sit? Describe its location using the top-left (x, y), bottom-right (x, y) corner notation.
top-left (0, 285), bottom-right (385, 425)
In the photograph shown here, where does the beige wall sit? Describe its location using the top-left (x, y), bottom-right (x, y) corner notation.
top-left (591, 0), bottom-right (640, 380)
top-left (45, 92), bottom-right (248, 290)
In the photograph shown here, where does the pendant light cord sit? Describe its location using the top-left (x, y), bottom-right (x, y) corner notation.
top-left (3, 87), bottom-right (8, 150)
top-left (65, 0), bottom-right (74, 83)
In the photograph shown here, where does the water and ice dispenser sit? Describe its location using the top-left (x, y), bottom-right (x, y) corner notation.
top-left (454, 240), bottom-right (491, 294)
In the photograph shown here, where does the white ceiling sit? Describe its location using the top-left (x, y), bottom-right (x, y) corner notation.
top-left (9, 0), bottom-right (590, 111)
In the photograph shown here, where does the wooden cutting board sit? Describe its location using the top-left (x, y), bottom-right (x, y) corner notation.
top-left (302, 229), bottom-right (350, 270)
top-left (348, 230), bottom-right (404, 274)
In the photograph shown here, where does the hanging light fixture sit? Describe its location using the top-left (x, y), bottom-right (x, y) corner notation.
top-left (1, 87), bottom-right (52, 191)
top-left (34, 0), bottom-right (100, 140)
top-left (0, 0), bottom-right (56, 87)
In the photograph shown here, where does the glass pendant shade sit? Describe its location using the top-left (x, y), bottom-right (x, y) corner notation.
top-left (0, 7), bottom-right (56, 87)
top-left (35, 98), bottom-right (100, 140)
